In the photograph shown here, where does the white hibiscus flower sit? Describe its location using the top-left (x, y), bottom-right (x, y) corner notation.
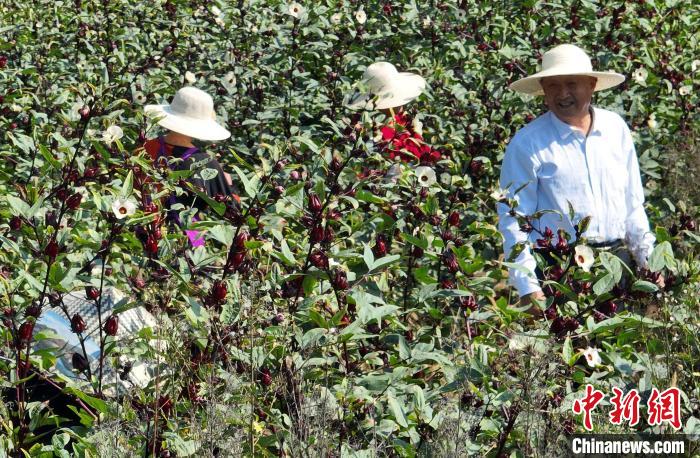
top-left (102, 125), bottom-right (124, 145)
top-left (111, 198), bottom-right (137, 220)
top-left (691, 59), bottom-right (700, 72)
top-left (331, 12), bottom-right (342, 24)
top-left (678, 85), bottom-right (691, 96)
top-left (647, 113), bottom-right (657, 130)
top-left (574, 245), bottom-right (595, 272)
top-left (185, 71), bottom-right (197, 83)
top-left (288, 2), bottom-right (303, 18)
top-left (415, 166), bottom-right (436, 187)
top-left (632, 67), bottom-right (648, 84)
top-left (581, 347), bottom-right (602, 368)
top-left (355, 8), bottom-right (367, 24)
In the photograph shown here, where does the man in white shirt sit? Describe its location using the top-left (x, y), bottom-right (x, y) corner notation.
top-left (497, 44), bottom-right (655, 311)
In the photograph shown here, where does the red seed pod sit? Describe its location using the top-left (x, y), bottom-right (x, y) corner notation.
top-left (56, 188), bottom-right (68, 201)
top-left (18, 321), bottom-right (34, 341)
top-left (544, 227), bottom-right (554, 239)
top-left (158, 396), bottom-right (173, 415)
top-left (104, 315), bottom-right (119, 336)
top-left (79, 105), bottom-right (90, 120)
top-left (412, 246), bottom-right (424, 258)
top-left (330, 156), bottom-right (343, 173)
top-left (448, 211), bottom-right (460, 226)
top-left (66, 193), bottom-right (82, 210)
top-left (85, 286), bottom-right (100, 300)
top-left (71, 313), bottom-right (86, 334)
top-left (211, 281), bottom-right (228, 302)
top-left (44, 239), bottom-right (59, 259)
top-left (442, 249), bottom-right (460, 273)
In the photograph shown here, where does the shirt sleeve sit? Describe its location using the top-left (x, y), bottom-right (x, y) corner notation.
top-left (498, 137), bottom-right (542, 297)
top-left (621, 123), bottom-right (655, 267)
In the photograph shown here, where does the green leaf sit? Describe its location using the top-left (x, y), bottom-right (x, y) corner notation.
top-left (293, 135), bottom-right (320, 153)
top-left (648, 241), bottom-right (674, 272)
top-left (631, 280), bottom-right (658, 293)
top-left (562, 337), bottom-right (574, 366)
top-left (198, 168), bottom-right (219, 181)
top-left (232, 165), bottom-right (259, 198)
top-left (369, 254), bottom-right (401, 272)
top-left (593, 273), bottom-right (616, 296)
top-left (6, 196), bottom-right (31, 217)
top-left (599, 252), bottom-right (622, 283)
top-left (362, 244), bottom-right (375, 270)
top-left (387, 393), bottom-right (408, 428)
top-left (121, 170), bottom-right (134, 198)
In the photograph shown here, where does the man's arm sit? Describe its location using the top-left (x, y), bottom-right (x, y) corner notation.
top-left (497, 139), bottom-right (543, 300)
top-left (621, 123), bottom-right (655, 267)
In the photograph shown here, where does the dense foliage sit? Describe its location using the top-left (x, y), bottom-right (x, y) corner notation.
top-left (1, 0), bottom-right (698, 456)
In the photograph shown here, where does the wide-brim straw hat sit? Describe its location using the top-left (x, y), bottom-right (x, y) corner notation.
top-left (509, 44), bottom-right (625, 96)
top-left (145, 86), bottom-right (230, 141)
top-left (347, 62), bottom-right (426, 110)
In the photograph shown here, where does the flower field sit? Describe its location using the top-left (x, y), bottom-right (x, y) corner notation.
top-left (0, 0), bottom-right (698, 456)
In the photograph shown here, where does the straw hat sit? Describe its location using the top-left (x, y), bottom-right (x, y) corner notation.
top-left (145, 86), bottom-right (230, 141)
top-left (347, 62), bottom-right (426, 110)
top-left (509, 44), bottom-right (625, 96)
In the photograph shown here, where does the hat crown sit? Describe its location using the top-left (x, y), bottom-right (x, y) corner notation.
top-left (363, 62), bottom-right (400, 93)
top-left (541, 44), bottom-right (593, 73)
top-left (169, 86), bottom-right (215, 121)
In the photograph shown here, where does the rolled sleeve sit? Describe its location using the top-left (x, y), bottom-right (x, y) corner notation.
top-left (498, 139), bottom-right (542, 297)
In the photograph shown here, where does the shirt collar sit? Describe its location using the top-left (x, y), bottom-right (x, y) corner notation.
top-left (548, 107), bottom-right (602, 140)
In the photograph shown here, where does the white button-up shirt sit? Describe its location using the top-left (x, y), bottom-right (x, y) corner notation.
top-left (497, 107), bottom-right (655, 297)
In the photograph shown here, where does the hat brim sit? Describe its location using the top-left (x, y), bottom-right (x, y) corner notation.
top-left (509, 70), bottom-right (625, 96)
top-left (144, 105), bottom-right (231, 141)
top-left (347, 73), bottom-right (426, 110)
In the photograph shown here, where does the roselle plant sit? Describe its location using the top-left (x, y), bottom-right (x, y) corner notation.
top-left (1, 0), bottom-right (699, 456)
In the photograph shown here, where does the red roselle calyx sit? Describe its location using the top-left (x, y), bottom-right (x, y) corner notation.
top-left (310, 225), bottom-right (325, 243)
top-left (66, 193), bottom-right (82, 210)
top-left (71, 313), bottom-right (86, 334)
top-left (44, 239), bottom-right (59, 259)
top-left (442, 249), bottom-right (460, 273)
top-left (310, 250), bottom-right (329, 269)
top-left (211, 281), bottom-right (228, 302)
top-left (373, 234), bottom-right (388, 257)
top-left (18, 321), bottom-right (34, 341)
top-left (144, 236), bottom-right (158, 256)
top-left (86, 286), bottom-right (100, 300)
top-left (9, 216), bottom-right (22, 231)
top-left (332, 269), bottom-right (349, 290)
top-left (308, 193), bottom-right (322, 214)
top-left (72, 353), bottom-right (89, 373)
top-left (234, 231), bottom-right (249, 250)
top-left (448, 211), bottom-right (460, 226)
top-left (104, 315), bottom-right (119, 336)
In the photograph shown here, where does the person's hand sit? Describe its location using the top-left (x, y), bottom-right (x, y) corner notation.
top-left (519, 291), bottom-right (545, 318)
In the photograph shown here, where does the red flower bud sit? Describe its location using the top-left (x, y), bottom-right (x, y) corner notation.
top-left (72, 352), bottom-right (89, 373)
top-left (448, 211), bottom-right (460, 226)
top-left (85, 286), bottom-right (100, 300)
top-left (56, 188), bottom-right (68, 201)
top-left (308, 193), bottom-right (322, 213)
top-left (544, 227), bottom-right (554, 239)
top-left (227, 251), bottom-right (245, 271)
top-left (330, 156), bottom-right (343, 173)
top-left (104, 315), bottom-right (119, 336)
top-left (66, 193), bottom-right (82, 210)
top-left (18, 321), bottom-right (34, 341)
top-left (71, 313), bottom-right (86, 334)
